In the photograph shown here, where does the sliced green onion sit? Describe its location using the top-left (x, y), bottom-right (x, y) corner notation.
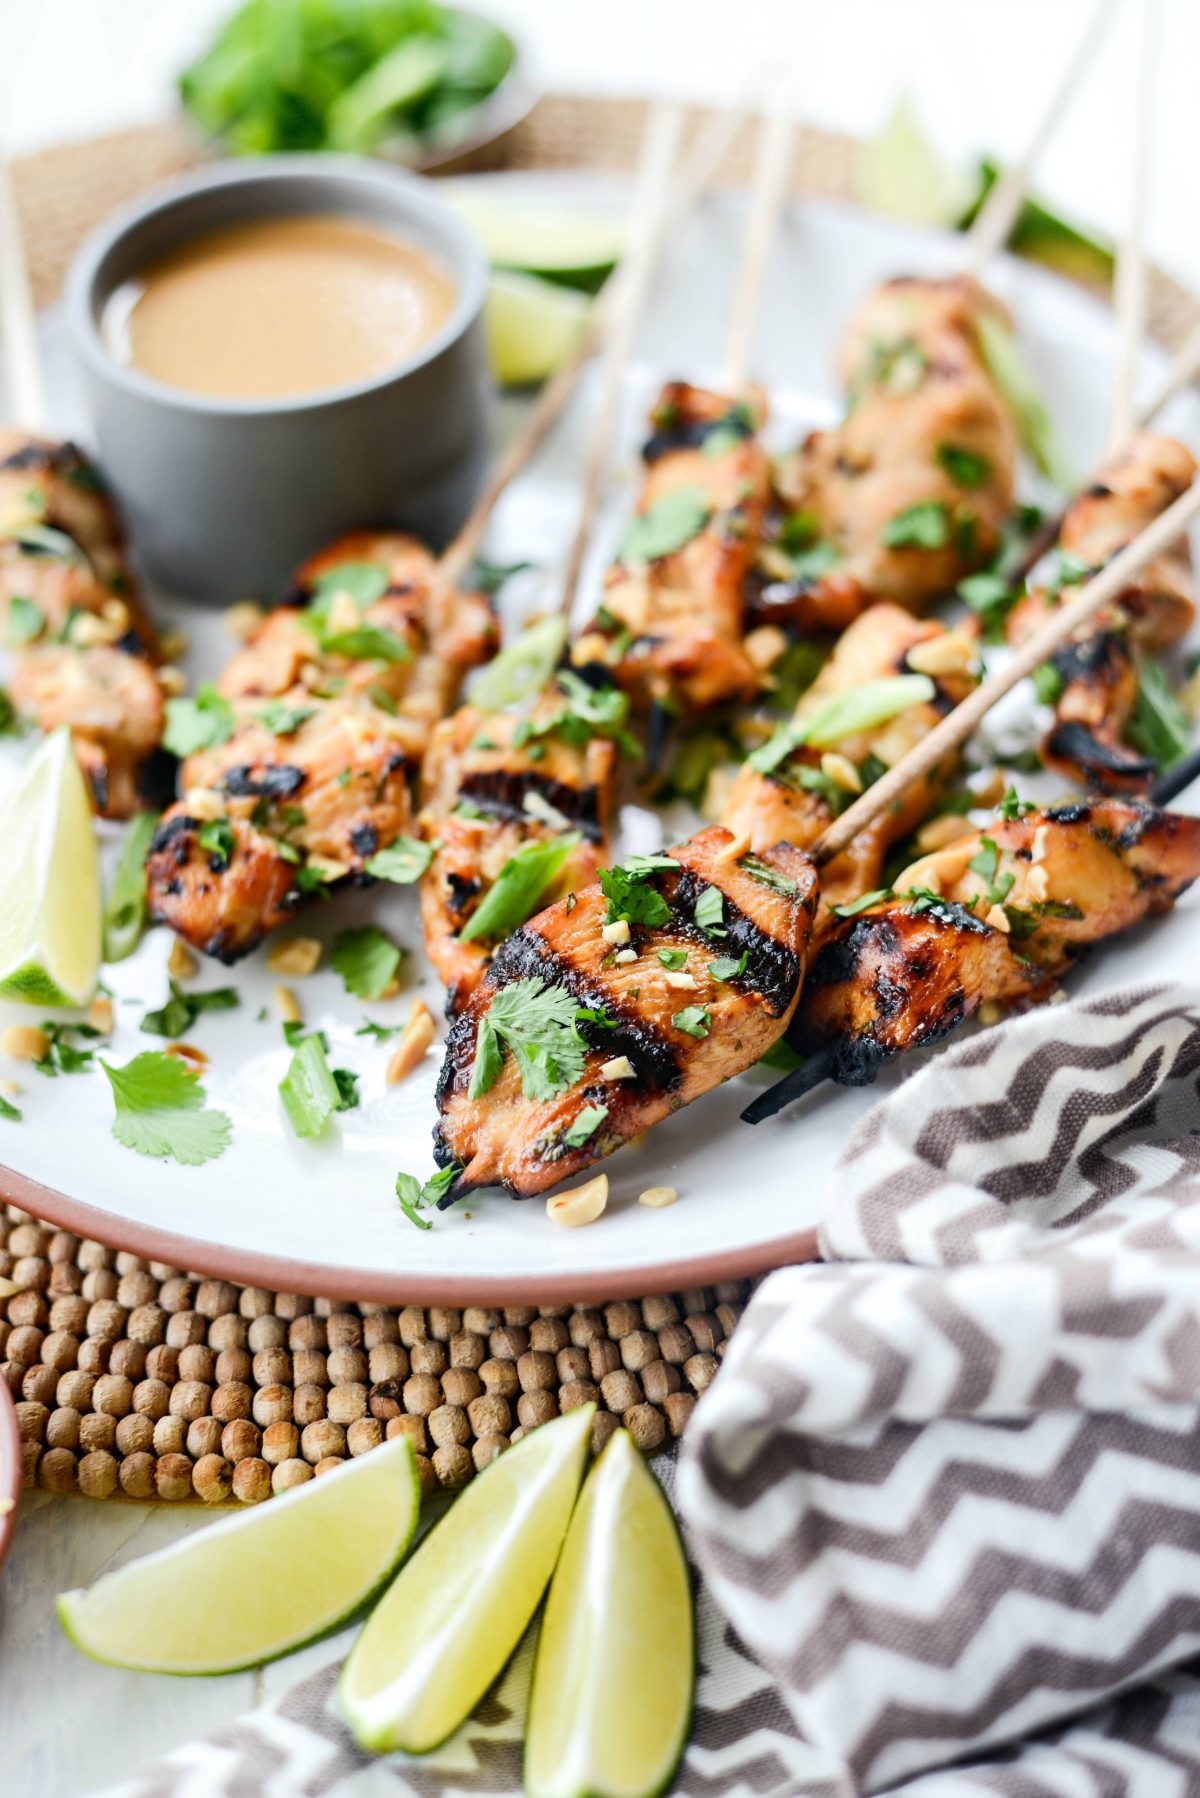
top-left (279, 1034), bottom-right (340, 1140)
top-left (103, 812), bottom-right (158, 963)
top-left (471, 617), bottom-right (567, 711)
top-left (460, 833), bottom-right (580, 944)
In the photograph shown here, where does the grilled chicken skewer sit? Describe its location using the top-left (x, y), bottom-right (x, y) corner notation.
top-left (723, 602), bottom-right (977, 932)
top-left (434, 827), bottom-right (818, 1195)
top-left (752, 276), bottom-right (1018, 637)
top-left (1007, 432), bottom-right (1196, 791)
top-left (145, 534), bottom-right (493, 962)
top-left (1, 431), bottom-right (166, 816)
top-left (570, 381), bottom-right (772, 714)
top-left (787, 797), bottom-right (1200, 1089)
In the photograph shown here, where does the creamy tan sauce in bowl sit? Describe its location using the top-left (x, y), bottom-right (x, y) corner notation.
top-left (101, 214), bottom-right (456, 401)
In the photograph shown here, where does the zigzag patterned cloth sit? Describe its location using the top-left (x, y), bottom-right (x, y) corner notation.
top-left (99, 983), bottom-right (1200, 1797)
top-left (681, 981), bottom-right (1200, 1794)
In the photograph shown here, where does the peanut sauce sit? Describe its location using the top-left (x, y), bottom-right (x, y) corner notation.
top-left (102, 215), bottom-right (456, 401)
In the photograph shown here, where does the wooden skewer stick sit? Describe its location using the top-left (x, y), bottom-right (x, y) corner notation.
top-left (1137, 316), bottom-right (1200, 429)
top-left (1107, 0), bottom-right (1159, 454)
top-left (555, 104), bottom-right (687, 621)
top-left (720, 97), bottom-right (797, 391)
top-left (439, 100), bottom-right (753, 588)
top-left (962, 0), bottom-right (1120, 278)
top-left (0, 160), bottom-right (47, 433)
top-left (813, 474), bottom-right (1200, 865)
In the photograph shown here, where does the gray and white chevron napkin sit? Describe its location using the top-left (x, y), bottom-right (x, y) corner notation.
top-left (100, 982), bottom-right (1200, 1797)
top-left (682, 980), bottom-right (1200, 1794)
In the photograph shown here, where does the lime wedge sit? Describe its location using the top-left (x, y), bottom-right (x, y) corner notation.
top-left (451, 200), bottom-right (623, 293)
top-left (58, 1436), bottom-right (421, 1674)
top-left (484, 271), bottom-right (591, 388)
top-left (0, 727), bottom-right (100, 1006)
top-left (340, 1403), bottom-right (594, 1754)
top-left (525, 1430), bottom-right (694, 1798)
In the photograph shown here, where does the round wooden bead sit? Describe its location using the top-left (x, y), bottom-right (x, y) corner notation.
top-left (432, 1443), bottom-right (473, 1488)
top-left (77, 1449), bottom-right (118, 1499)
top-left (155, 1453), bottom-right (194, 1502)
top-left (232, 1458), bottom-right (271, 1504)
top-left (193, 1453), bottom-right (233, 1503)
top-left (271, 1458), bottom-right (312, 1494)
top-left (119, 1451), bottom-right (157, 1499)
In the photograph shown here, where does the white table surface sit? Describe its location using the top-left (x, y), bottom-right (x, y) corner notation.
top-left (4, 2), bottom-right (1200, 1790)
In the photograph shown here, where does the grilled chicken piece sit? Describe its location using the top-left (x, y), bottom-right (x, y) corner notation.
top-left (418, 691), bottom-right (619, 1012)
top-left (572, 383), bottom-right (769, 712)
top-left (755, 277), bottom-right (1017, 634)
top-left (0, 433), bottom-right (164, 815)
top-left (146, 534), bottom-right (493, 962)
top-left (723, 604), bottom-right (976, 931)
top-left (434, 827), bottom-right (819, 1195)
top-left (11, 645), bottom-right (165, 819)
top-left (795, 799), bottom-right (1200, 1084)
top-left (1008, 434), bottom-right (1197, 792)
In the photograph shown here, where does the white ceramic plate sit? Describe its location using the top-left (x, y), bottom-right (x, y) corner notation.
top-left (2, 172), bottom-right (1198, 1302)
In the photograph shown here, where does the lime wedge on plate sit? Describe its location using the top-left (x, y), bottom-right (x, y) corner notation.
top-left (451, 200), bottom-right (623, 293)
top-left (0, 727), bottom-right (100, 1006)
top-left (340, 1403), bottom-right (594, 1754)
top-left (58, 1436), bottom-right (421, 1674)
top-left (525, 1429), bottom-right (694, 1798)
top-left (485, 271), bottom-right (591, 387)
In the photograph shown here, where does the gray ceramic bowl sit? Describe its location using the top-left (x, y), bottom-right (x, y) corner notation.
top-left (66, 156), bottom-right (490, 603)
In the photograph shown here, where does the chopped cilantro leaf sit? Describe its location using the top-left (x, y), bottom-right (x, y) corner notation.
top-left (395, 1171), bottom-right (434, 1231)
top-left (564, 1104), bottom-right (608, 1148)
top-left (0, 1094), bottom-right (20, 1122)
top-left (829, 887), bottom-right (894, 918)
top-left (355, 1018), bottom-right (402, 1041)
top-left (141, 980), bottom-right (239, 1040)
top-left (882, 501), bottom-right (950, 550)
top-left (672, 1006), bottom-right (711, 1039)
top-left (365, 836), bottom-right (435, 884)
top-left (34, 1021), bottom-right (98, 1077)
top-left (332, 1067), bottom-right (360, 1112)
top-left (195, 818), bottom-right (235, 868)
top-left (936, 444), bottom-right (990, 488)
top-left (319, 624), bottom-right (410, 664)
top-left (467, 977), bottom-right (587, 1102)
top-left (469, 557), bottom-right (533, 596)
top-left (6, 596), bottom-right (44, 645)
top-left (258, 700), bottom-right (315, 736)
top-left (1128, 660), bottom-right (1189, 769)
top-left (709, 951), bottom-right (748, 981)
top-left (738, 855), bottom-right (799, 897)
top-left (620, 486), bottom-right (710, 563)
top-left (967, 837), bottom-right (1015, 907)
top-left (599, 864), bottom-right (670, 930)
top-left (309, 559), bottom-right (390, 617)
top-left (694, 885), bottom-right (726, 935)
top-left (101, 1052), bottom-right (231, 1165)
top-left (331, 926), bottom-right (401, 1000)
top-left (657, 948), bottom-right (688, 970)
top-left (164, 683), bottom-right (235, 757)
top-left (1032, 662), bottom-right (1065, 706)
top-left (958, 572), bottom-right (1018, 643)
top-left (998, 785), bottom-right (1035, 821)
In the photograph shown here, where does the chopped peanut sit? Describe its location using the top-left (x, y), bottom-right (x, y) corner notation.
top-left (614, 948), bottom-right (637, 965)
top-left (638, 1184), bottom-right (678, 1209)
top-left (305, 854), bottom-right (351, 883)
top-left (386, 1001), bottom-right (435, 1086)
top-left (267, 936), bottom-right (322, 978)
top-left (970, 769), bottom-right (1008, 808)
top-left (984, 905), bottom-right (1011, 933)
top-left (600, 1056), bottom-right (636, 1081)
top-left (223, 601), bottom-right (265, 641)
top-left (916, 814), bottom-right (976, 853)
top-left (168, 938), bottom-right (198, 981)
top-left (601, 919), bottom-right (631, 946)
top-left (1, 1026), bottom-right (48, 1062)
top-left (716, 831), bottom-right (751, 863)
top-left (273, 984), bottom-right (302, 1025)
top-left (744, 624), bottom-right (788, 672)
top-left (183, 787), bottom-right (227, 822)
top-left (157, 666), bottom-right (187, 697)
top-left (68, 612), bottom-right (121, 648)
top-left (906, 632), bottom-right (975, 677)
top-left (820, 752), bottom-right (863, 795)
top-left (1026, 864), bottom-right (1050, 903)
top-left (159, 630), bottom-right (188, 662)
top-left (1031, 825), bottom-right (1049, 864)
top-left (978, 1001), bottom-right (1004, 1026)
top-left (324, 590), bottom-right (360, 637)
top-left (87, 995), bottom-right (114, 1035)
top-left (101, 598), bottom-right (131, 630)
top-left (664, 971), bottom-right (697, 990)
top-left (165, 1042), bottom-right (208, 1070)
top-left (547, 1174), bottom-right (609, 1229)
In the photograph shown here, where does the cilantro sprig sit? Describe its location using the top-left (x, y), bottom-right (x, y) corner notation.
top-left (164, 684), bottom-right (235, 758)
top-left (468, 977), bottom-right (594, 1102)
top-left (102, 1052), bottom-right (231, 1166)
top-left (331, 926), bottom-right (401, 1000)
top-left (141, 980), bottom-right (239, 1040)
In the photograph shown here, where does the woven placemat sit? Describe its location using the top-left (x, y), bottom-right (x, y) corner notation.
top-left (0, 1202), bottom-right (748, 1503)
top-left (4, 93), bottom-right (1197, 1508)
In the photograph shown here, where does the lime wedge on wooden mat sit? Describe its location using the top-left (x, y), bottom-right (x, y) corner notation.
top-left (525, 1429), bottom-right (695, 1798)
top-left (0, 728), bottom-right (100, 1007)
top-left (484, 271), bottom-right (591, 388)
top-left (57, 1437), bottom-right (420, 1674)
top-left (340, 1403), bottom-right (594, 1754)
top-left (451, 200), bottom-right (622, 293)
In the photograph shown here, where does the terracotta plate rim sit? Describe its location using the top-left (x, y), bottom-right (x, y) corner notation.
top-left (0, 1160), bottom-right (818, 1305)
top-left (0, 1377), bottom-right (19, 1576)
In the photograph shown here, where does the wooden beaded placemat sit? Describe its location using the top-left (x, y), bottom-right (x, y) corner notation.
top-left (3, 93), bottom-right (1196, 1509)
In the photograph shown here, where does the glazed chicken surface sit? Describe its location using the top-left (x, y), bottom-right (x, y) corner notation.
top-left (146, 532), bottom-right (493, 962)
top-left (418, 686), bottom-right (620, 1013)
top-left (434, 827), bottom-right (818, 1195)
top-left (574, 382), bottom-right (770, 713)
top-left (756, 276), bottom-right (1017, 635)
top-left (1008, 433), bottom-right (1197, 792)
top-left (793, 799), bottom-right (1200, 1085)
top-left (723, 602), bottom-right (977, 931)
top-left (0, 432), bottom-right (164, 816)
